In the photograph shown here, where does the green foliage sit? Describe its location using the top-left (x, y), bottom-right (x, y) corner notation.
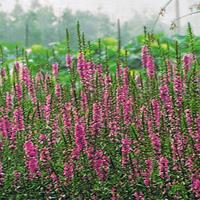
top-left (1, 26), bottom-right (200, 81)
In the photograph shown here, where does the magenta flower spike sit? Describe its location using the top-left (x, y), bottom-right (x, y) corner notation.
top-left (158, 156), bottom-right (169, 180)
top-left (52, 63), bottom-right (59, 77)
top-left (183, 54), bottom-right (193, 73)
top-left (141, 45), bottom-right (149, 68)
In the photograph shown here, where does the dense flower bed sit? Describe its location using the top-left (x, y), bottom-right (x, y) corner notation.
top-left (0, 45), bottom-right (199, 199)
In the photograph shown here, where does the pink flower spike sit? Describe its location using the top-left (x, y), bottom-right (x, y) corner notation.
top-left (183, 53), bottom-right (193, 73)
top-left (66, 54), bottom-right (72, 68)
top-left (141, 45), bottom-right (149, 68)
top-left (158, 156), bottom-right (169, 180)
top-left (52, 63), bottom-right (59, 76)
top-left (63, 163), bottom-right (74, 182)
top-left (24, 141), bottom-right (37, 158)
top-left (75, 119), bottom-right (87, 152)
top-left (146, 55), bottom-right (155, 78)
top-left (13, 107), bottom-right (25, 131)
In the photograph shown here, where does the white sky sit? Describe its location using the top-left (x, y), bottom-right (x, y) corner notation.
top-left (0, 0), bottom-right (199, 27)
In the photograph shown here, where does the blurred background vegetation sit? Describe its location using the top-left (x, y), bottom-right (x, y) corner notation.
top-left (0, 0), bottom-right (177, 48)
top-left (0, 0), bottom-right (200, 84)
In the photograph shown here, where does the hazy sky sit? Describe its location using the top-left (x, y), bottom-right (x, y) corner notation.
top-left (1, 0), bottom-right (199, 25)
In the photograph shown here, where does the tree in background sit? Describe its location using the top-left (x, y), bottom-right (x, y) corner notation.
top-left (0, 4), bottom-right (9, 42)
top-left (0, 0), bottom-right (171, 47)
top-left (9, 0), bottom-right (25, 44)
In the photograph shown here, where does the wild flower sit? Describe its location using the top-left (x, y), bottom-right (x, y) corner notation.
top-left (121, 135), bottom-right (132, 167)
top-left (62, 103), bottom-right (72, 131)
top-left (167, 60), bottom-right (173, 82)
top-left (24, 140), bottom-right (40, 179)
top-left (80, 91), bottom-right (88, 112)
top-left (0, 117), bottom-right (11, 138)
top-left (152, 99), bottom-right (161, 129)
top-left (63, 163), bottom-right (74, 182)
top-left (5, 92), bottom-right (13, 113)
top-left (158, 156), bottom-right (169, 180)
top-left (123, 98), bottom-right (132, 125)
top-left (36, 70), bottom-right (43, 84)
top-left (191, 175), bottom-right (200, 199)
top-left (133, 192), bottom-right (145, 200)
top-left (14, 83), bottom-right (23, 103)
top-left (75, 119), bottom-right (87, 153)
top-left (13, 107), bottom-right (25, 131)
top-left (22, 66), bottom-right (31, 89)
top-left (173, 75), bottom-right (183, 109)
top-left (43, 95), bottom-right (51, 123)
top-left (55, 83), bottom-right (62, 101)
top-left (27, 157), bottom-right (40, 175)
top-left (91, 102), bottom-right (103, 136)
top-left (40, 147), bottom-right (51, 162)
top-left (52, 63), bottom-right (59, 77)
top-left (148, 120), bottom-right (161, 155)
top-left (146, 55), bottom-right (155, 78)
top-left (185, 109), bottom-right (194, 137)
top-left (171, 131), bottom-right (185, 170)
top-left (141, 45), bottom-right (149, 67)
top-left (111, 187), bottom-right (120, 200)
top-left (13, 170), bottom-right (21, 188)
top-left (91, 150), bottom-right (109, 181)
top-left (160, 85), bottom-right (173, 121)
top-left (66, 54), bottom-right (72, 68)
top-left (50, 117), bottom-right (59, 145)
top-left (183, 54), bottom-right (193, 73)
top-left (14, 61), bottom-right (20, 72)
top-left (24, 141), bottom-right (37, 158)
top-left (143, 159), bottom-right (153, 186)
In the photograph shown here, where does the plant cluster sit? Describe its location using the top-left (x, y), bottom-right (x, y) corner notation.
top-left (0, 26), bottom-right (199, 199)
